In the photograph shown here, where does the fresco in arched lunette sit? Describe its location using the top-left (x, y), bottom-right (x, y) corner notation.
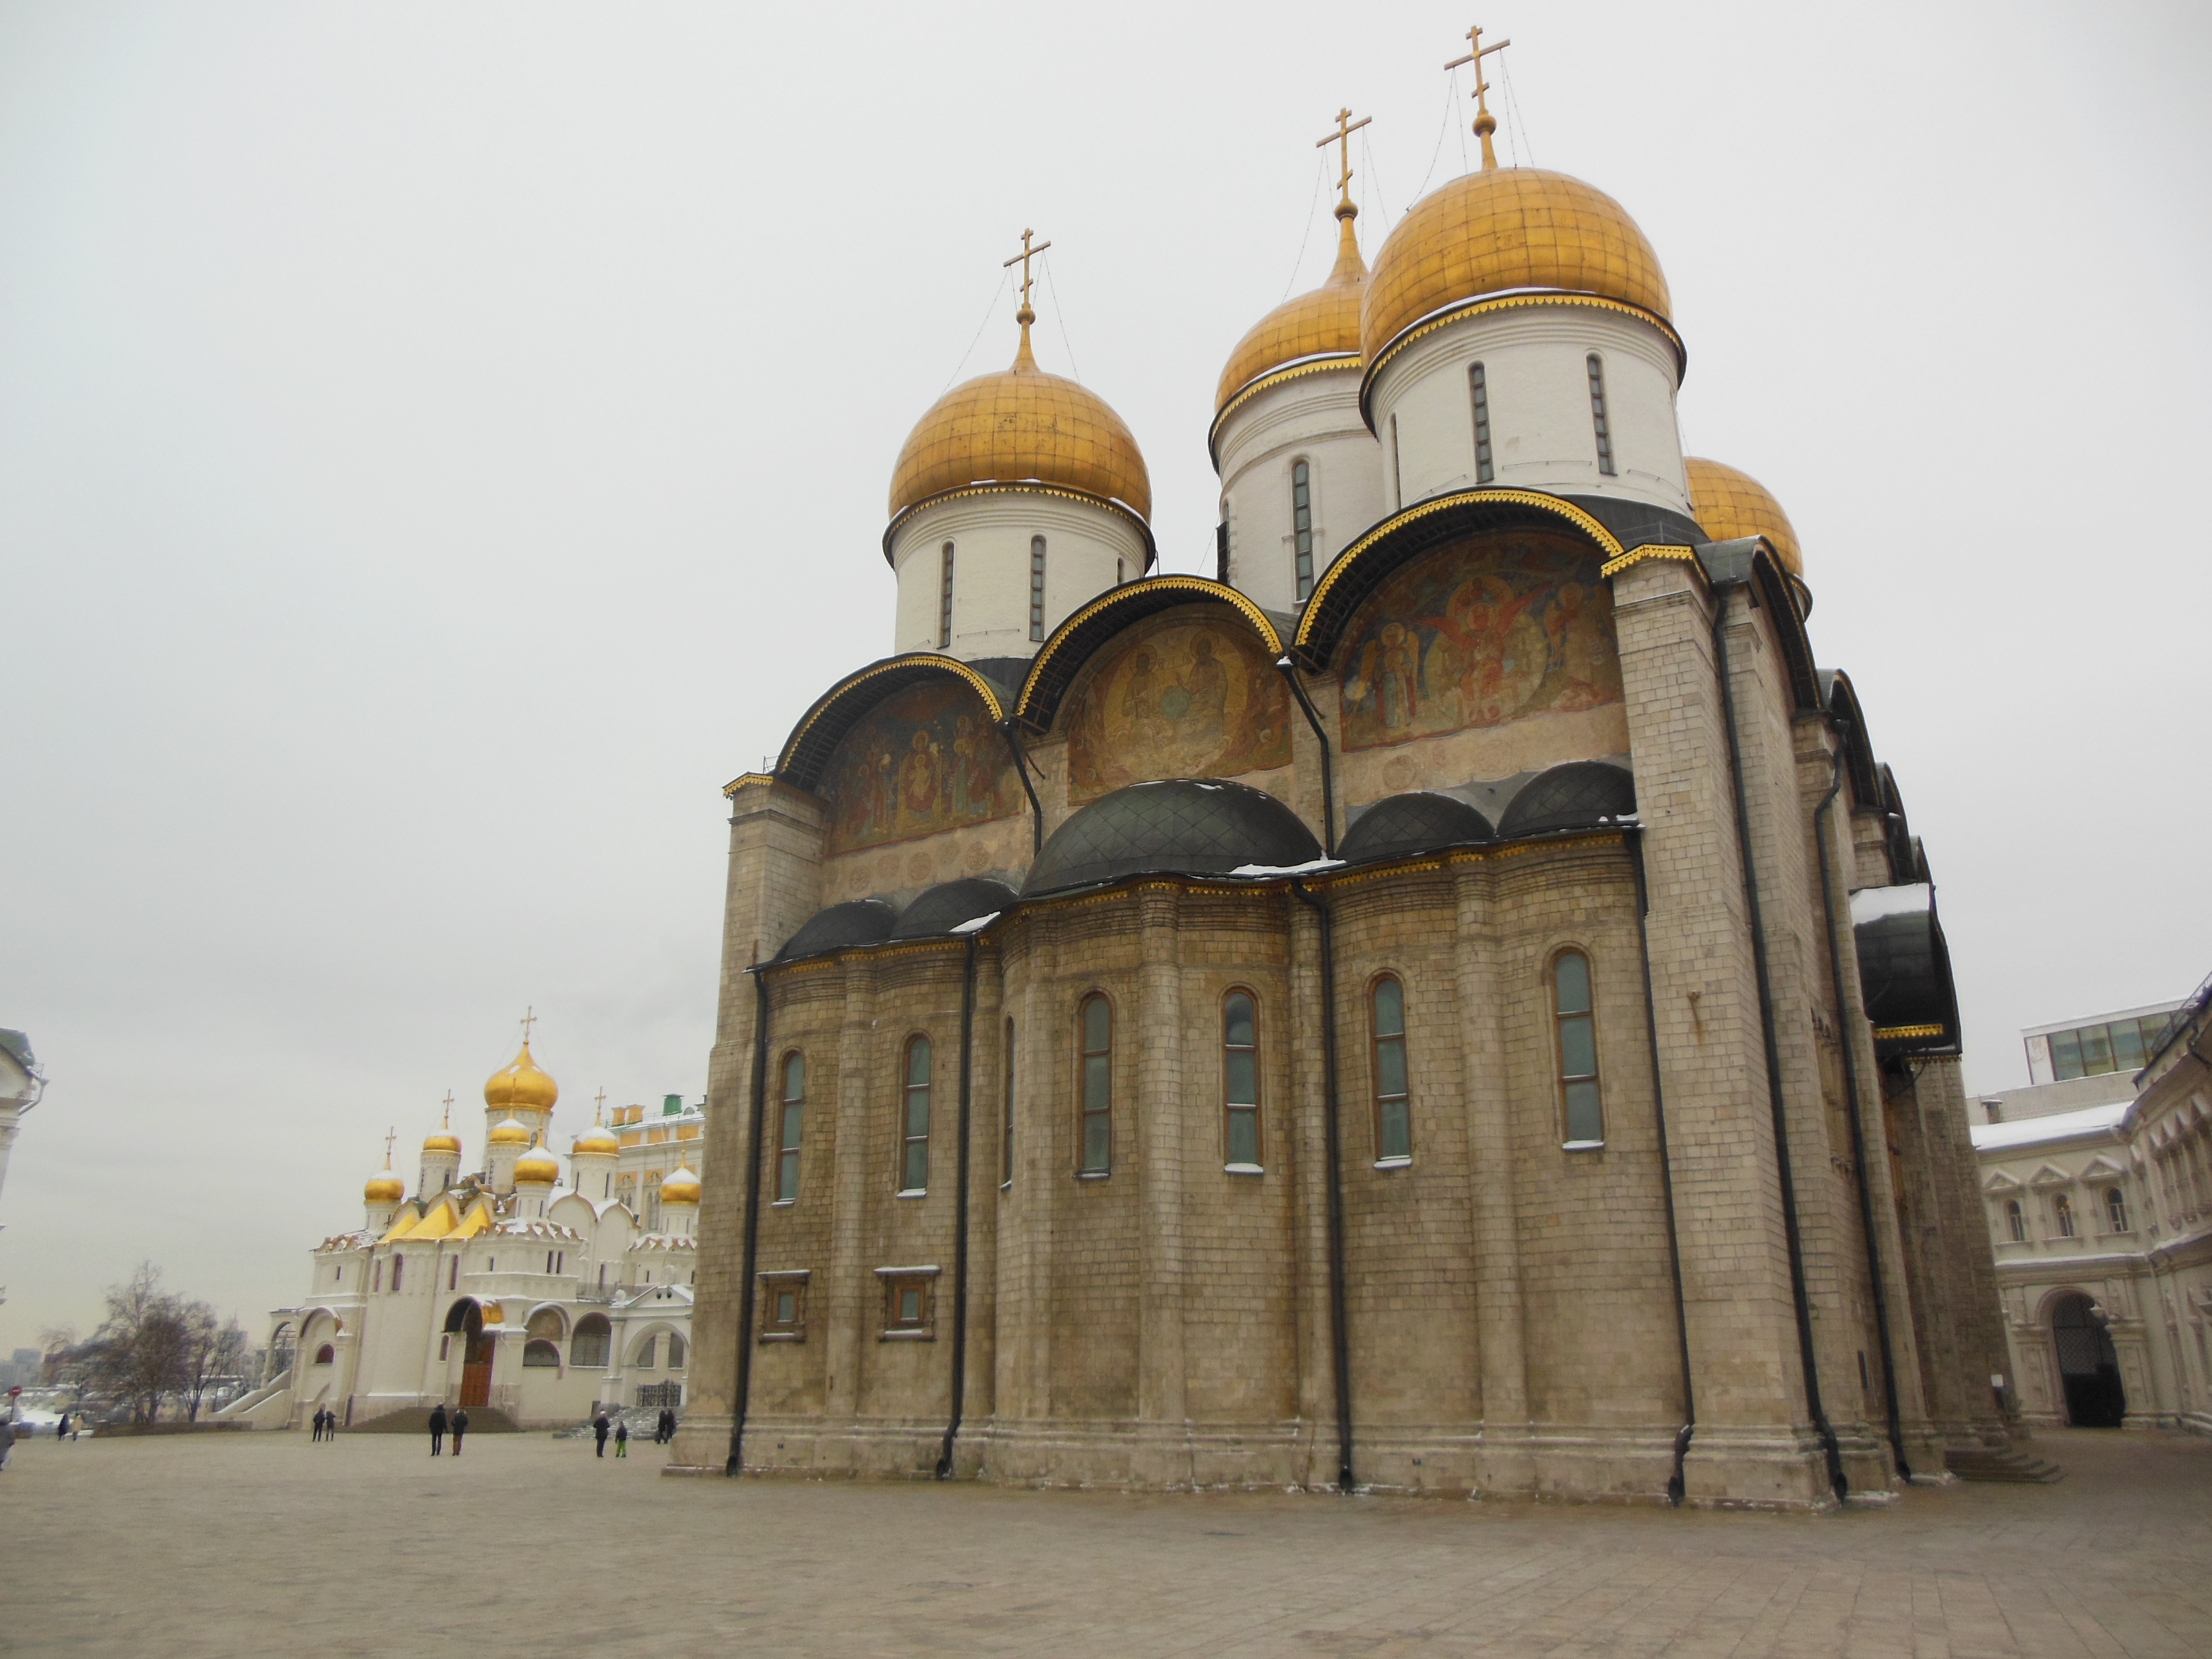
top-left (1065, 613), bottom-right (1292, 803)
top-left (1337, 532), bottom-right (1621, 752)
top-left (825, 680), bottom-right (1021, 855)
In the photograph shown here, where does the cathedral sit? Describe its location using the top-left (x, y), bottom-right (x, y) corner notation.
top-left (239, 1029), bottom-right (709, 1431)
top-left (668, 41), bottom-right (2009, 1507)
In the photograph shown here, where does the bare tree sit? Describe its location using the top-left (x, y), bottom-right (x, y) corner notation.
top-left (80, 1262), bottom-right (192, 1422)
top-left (180, 1310), bottom-right (248, 1421)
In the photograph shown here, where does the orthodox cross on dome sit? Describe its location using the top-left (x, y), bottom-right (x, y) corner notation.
top-left (518, 1006), bottom-right (538, 1046)
top-left (1316, 107), bottom-right (1371, 217)
top-left (594, 1086), bottom-right (607, 1126)
top-left (440, 1091), bottom-right (454, 1128)
top-left (1445, 24), bottom-right (1512, 170)
top-left (384, 1127), bottom-right (397, 1169)
top-left (1002, 228), bottom-right (1052, 368)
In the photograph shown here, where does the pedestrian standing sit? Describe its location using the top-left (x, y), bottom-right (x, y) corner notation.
top-left (69, 1412), bottom-right (81, 1442)
top-left (325, 1407), bottom-right (338, 1443)
top-left (451, 1407), bottom-right (468, 1456)
top-left (309, 1407), bottom-right (322, 1443)
top-left (428, 1402), bottom-right (447, 1457)
top-left (55, 1411), bottom-right (69, 1441)
top-left (614, 1420), bottom-right (628, 1458)
top-left (656, 1406), bottom-right (675, 1444)
top-left (592, 1410), bottom-right (610, 1458)
top-left (0, 1415), bottom-right (15, 1474)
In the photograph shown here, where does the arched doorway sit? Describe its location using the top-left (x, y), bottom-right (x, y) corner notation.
top-left (2050, 1293), bottom-right (2126, 1427)
top-left (445, 1300), bottom-right (493, 1407)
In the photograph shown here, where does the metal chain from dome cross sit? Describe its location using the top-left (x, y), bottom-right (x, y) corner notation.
top-left (1444, 24), bottom-right (1511, 170)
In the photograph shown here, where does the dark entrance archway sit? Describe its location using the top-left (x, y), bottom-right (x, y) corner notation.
top-left (2050, 1293), bottom-right (2126, 1427)
top-left (445, 1300), bottom-right (493, 1407)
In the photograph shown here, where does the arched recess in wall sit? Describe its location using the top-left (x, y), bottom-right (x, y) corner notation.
top-left (1015, 577), bottom-right (1294, 805)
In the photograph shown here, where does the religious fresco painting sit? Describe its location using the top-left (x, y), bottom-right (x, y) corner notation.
top-left (825, 680), bottom-right (1022, 855)
top-left (1067, 616), bottom-right (1293, 802)
top-left (1337, 533), bottom-right (1622, 751)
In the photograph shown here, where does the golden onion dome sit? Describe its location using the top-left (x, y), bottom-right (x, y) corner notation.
top-left (365, 1170), bottom-right (405, 1205)
top-left (887, 320), bottom-right (1151, 525)
top-left (1684, 457), bottom-right (1803, 577)
top-left (513, 1141), bottom-right (560, 1186)
top-left (571, 1125), bottom-right (619, 1158)
top-left (1362, 167), bottom-right (1671, 366)
top-left (484, 1039), bottom-right (558, 1112)
top-left (487, 1116), bottom-right (532, 1148)
top-left (421, 1131), bottom-right (462, 1156)
top-left (1216, 205), bottom-right (1368, 415)
top-left (659, 1165), bottom-right (702, 1206)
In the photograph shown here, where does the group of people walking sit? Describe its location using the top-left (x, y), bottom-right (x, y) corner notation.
top-left (425, 1404), bottom-right (469, 1455)
top-left (308, 1407), bottom-right (340, 1441)
top-left (590, 1406), bottom-right (677, 1457)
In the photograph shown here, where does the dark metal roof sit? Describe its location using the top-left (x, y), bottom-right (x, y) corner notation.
top-left (775, 899), bottom-right (897, 962)
top-left (1853, 889), bottom-right (1960, 1058)
top-left (1695, 537), bottom-right (1824, 713)
top-left (1337, 792), bottom-right (1495, 866)
top-left (1497, 762), bottom-right (1637, 839)
top-left (1022, 779), bottom-right (1320, 896)
top-left (889, 878), bottom-right (1019, 940)
top-left (1558, 493), bottom-right (1704, 553)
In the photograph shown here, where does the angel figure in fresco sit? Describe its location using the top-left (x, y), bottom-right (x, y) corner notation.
top-left (897, 729), bottom-right (944, 830)
top-left (1181, 633), bottom-right (1229, 752)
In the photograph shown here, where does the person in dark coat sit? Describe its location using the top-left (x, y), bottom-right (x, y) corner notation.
top-left (428, 1403), bottom-right (447, 1456)
top-left (310, 1407), bottom-right (324, 1443)
top-left (614, 1420), bottom-right (628, 1458)
top-left (55, 1411), bottom-right (69, 1440)
top-left (450, 1407), bottom-right (468, 1456)
top-left (655, 1407), bottom-right (675, 1444)
top-left (592, 1410), bottom-right (611, 1457)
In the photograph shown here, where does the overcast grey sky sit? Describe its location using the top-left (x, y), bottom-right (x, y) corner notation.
top-left (4, 0), bottom-right (2207, 1351)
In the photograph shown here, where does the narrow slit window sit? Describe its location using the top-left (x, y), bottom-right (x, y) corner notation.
top-left (1586, 355), bottom-right (1615, 476)
top-left (777, 1052), bottom-right (804, 1203)
top-left (938, 542), bottom-right (955, 649)
top-left (1469, 363), bottom-right (1494, 483)
top-left (1002, 1018), bottom-right (1016, 1187)
top-left (392, 1255), bottom-right (402, 1292)
top-left (1116, 557), bottom-right (1125, 587)
top-left (1370, 977), bottom-right (1411, 1163)
top-left (1389, 413), bottom-right (1404, 507)
top-left (1029, 536), bottom-right (1047, 642)
top-left (2005, 1199), bottom-right (2025, 1241)
top-left (2105, 1187), bottom-right (2129, 1233)
top-left (2054, 1192), bottom-right (2076, 1238)
top-left (901, 1036), bottom-right (931, 1193)
top-left (1555, 950), bottom-right (1604, 1145)
top-left (1079, 995), bottom-right (1112, 1175)
top-left (1224, 991), bottom-right (1261, 1169)
top-left (1291, 460), bottom-right (1315, 601)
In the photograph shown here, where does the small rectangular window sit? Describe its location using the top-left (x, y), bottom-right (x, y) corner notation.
top-left (1029, 536), bottom-right (1047, 642)
top-left (1469, 363), bottom-right (1494, 484)
top-left (1292, 460), bottom-right (1315, 601)
top-left (1224, 991), bottom-right (1261, 1170)
top-left (2113, 1021), bottom-right (2147, 1071)
top-left (778, 1052), bottom-right (804, 1204)
top-left (1587, 354), bottom-right (1615, 476)
top-left (1555, 950), bottom-right (1604, 1145)
top-left (939, 542), bottom-right (955, 649)
top-left (1080, 995), bottom-right (1112, 1175)
top-left (901, 1037), bottom-right (932, 1193)
top-left (1370, 977), bottom-right (1411, 1163)
top-left (758, 1273), bottom-right (808, 1342)
top-left (2051, 1030), bottom-right (2083, 1080)
top-left (878, 1271), bottom-right (936, 1339)
top-left (2079, 1024), bottom-right (2115, 1076)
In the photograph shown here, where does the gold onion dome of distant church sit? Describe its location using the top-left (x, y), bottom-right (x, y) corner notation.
top-left (422, 1130), bottom-right (461, 1154)
top-left (1217, 202), bottom-right (1369, 413)
top-left (572, 1124), bottom-right (619, 1157)
top-left (488, 1116), bottom-right (533, 1147)
top-left (484, 1040), bottom-right (558, 1112)
top-left (660, 1165), bottom-right (702, 1205)
top-left (1684, 457), bottom-right (1803, 577)
top-left (364, 1169), bottom-right (405, 1204)
top-left (513, 1138), bottom-right (561, 1186)
top-left (1362, 168), bottom-right (1672, 363)
top-left (888, 271), bottom-right (1151, 524)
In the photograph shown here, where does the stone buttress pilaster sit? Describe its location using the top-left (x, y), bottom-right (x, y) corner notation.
top-left (822, 956), bottom-right (880, 1449)
top-left (1287, 898), bottom-right (1339, 1487)
top-left (957, 948), bottom-right (1005, 1474)
top-left (1134, 887), bottom-right (1190, 1478)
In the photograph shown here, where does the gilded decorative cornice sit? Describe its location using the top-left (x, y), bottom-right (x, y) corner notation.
top-left (1207, 352), bottom-right (1362, 468)
top-left (1599, 542), bottom-right (1702, 580)
top-left (881, 481), bottom-right (1158, 567)
top-left (1359, 292), bottom-right (1685, 429)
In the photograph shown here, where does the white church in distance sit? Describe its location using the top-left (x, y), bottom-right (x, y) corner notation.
top-left (227, 1025), bottom-right (706, 1430)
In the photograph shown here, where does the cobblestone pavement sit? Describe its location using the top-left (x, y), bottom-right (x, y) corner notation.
top-left (2, 1427), bottom-right (2207, 1657)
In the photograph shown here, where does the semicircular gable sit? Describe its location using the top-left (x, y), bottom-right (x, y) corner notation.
top-left (1822, 670), bottom-right (1883, 811)
top-left (1015, 577), bottom-right (1284, 734)
top-left (1293, 490), bottom-right (1621, 669)
top-left (777, 654), bottom-right (1011, 793)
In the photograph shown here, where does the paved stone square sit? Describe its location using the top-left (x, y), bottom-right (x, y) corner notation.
top-left (1, 1427), bottom-right (2208, 1656)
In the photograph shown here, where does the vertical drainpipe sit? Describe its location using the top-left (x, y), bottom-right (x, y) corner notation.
top-left (1278, 661), bottom-right (1335, 856)
top-left (1288, 878), bottom-right (1353, 1491)
top-left (1000, 720), bottom-right (1044, 856)
top-left (1710, 582), bottom-right (1849, 1505)
top-left (1813, 724), bottom-right (1912, 1481)
top-left (936, 935), bottom-right (979, 1478)
top-left (724, 968), bottom-right (772, 1477)
top-left (1629, 830), bottom-right (1696, 1506)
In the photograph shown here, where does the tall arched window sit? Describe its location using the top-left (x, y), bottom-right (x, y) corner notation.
top-left (777, 1051), bottom-right (804, 1204)
top-left (938, 543), bottom-right (956, 649)
top-left (1370, 977), bottom-right (1411, 1163)
top-left (1079, 995), bottom-right (1112, 1175)
top-left (2005, 1199), bottom-right (2026, 1242)
top-left (1554, 950), bottom-right (1604, 1145)
top-left (2105, 1186), bottom-right (2130, 1233)
top-left (901, 1036), bottom-right (932, 1193)
top-left (1029, 536), bottom-right (1047, 642)
top-left (1586, 354), bottom-right (1615, 476)
top-left (1291, 461), bottom-right (1315, 601)
top-left (372, 1259), bottom-right (383, 1292)
top-left (571, 1313), bottom-right (611, 1368)
top-left (1469, 363), bottom-right (1494, 484)
top-left (1224, 991), bottom-right (1261, 1169)
top-left (1001, 1018), bottom-right (1016, 1188)
top-left (668, 1333), bottom-right (686, 1368)
top-left (2054, 1192), bottom-right (2076, 1238)
top-left (391, 1255), bottom-right (404, 1294)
